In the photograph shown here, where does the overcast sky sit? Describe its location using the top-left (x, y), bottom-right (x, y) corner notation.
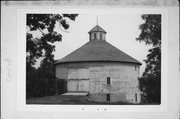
top-left (52, 14), bottom-right (152, 76)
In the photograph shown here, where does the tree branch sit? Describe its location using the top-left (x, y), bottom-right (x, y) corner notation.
top-left (38, 28), bottom-right (45, 35)
top-left (58, 19), bottom-right (69, 33)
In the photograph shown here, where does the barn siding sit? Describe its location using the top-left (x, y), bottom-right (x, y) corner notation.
top-left (67, 80), bottom-right (89, 92)
top-left (89, 65), bottom-right (139, 94)
top-left (89, 93), bottom-right (128, 103)
top-left (67, 80), bottom-right (78, 91)
top-left (68, 68), bottom-right (89, 79)
top-left (55, 62), bottom-right (141, 103)
top-left (78, 80), bottom-right (89, 91)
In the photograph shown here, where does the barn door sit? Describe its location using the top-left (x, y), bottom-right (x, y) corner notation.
top-left (67, 80), bottom-right (78, 92)
top-left (78, 80), bottom-right (89, 92)
top-left (67, 68), bottom-right (89, 92)
top-left (67, 80), bottom-right (89, 92)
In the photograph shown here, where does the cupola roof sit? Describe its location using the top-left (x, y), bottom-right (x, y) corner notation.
top-left (88, 25), bottom-right (106, 34)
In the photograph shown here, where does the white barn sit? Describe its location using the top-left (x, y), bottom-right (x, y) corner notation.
top-left (55, 25), bottom-right (142, 103)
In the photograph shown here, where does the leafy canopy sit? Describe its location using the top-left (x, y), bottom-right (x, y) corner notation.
top-left (136, 14), bottom-right (161, 103)
top-left (26, 14), bottom-right (78, 98)
top-left (136, 14), bottom-right (161, 47)
top-left (26, 14), bottom-right (78, 70)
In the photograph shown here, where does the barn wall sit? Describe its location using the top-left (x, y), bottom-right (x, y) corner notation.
top-left (88, 64), bottom-right (140, 103)
top-left (89, 65), bottom-right (139, 94)
top-left (55, 62), bottom-right (141, 103)
top-left (88, 94), bottom-right (106, 102)
top-left (67, 79), bottom-right (89, 92)
top-left (88, 93), bottom-right (127, 103)
top-left (68, 68), bottom-right (89, 79)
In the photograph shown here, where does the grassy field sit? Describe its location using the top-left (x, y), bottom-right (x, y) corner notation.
top-left (27, 95), bottom-right (90, 105)
top-left (26, 95), bottom-right (138, 105)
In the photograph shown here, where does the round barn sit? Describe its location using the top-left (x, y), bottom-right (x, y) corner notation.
top-left (55, 25), bottom-right (142, 104)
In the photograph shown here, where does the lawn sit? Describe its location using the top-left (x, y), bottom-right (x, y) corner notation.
top-left (26, 95), bottom-right (159, 105)
top-left (27, 95), bottom-right (90, 105)
top-left (26, 95), bottom-right (136, 105)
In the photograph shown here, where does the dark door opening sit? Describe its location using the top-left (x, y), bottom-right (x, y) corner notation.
top-left (106, 94), bottom-right (110, 101)
top-left (135, 93), bottom-right (137, 102)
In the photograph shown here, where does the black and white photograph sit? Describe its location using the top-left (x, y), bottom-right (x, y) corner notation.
top-left (1, 1), bottom-right (179, 119)
top-left (26, 13), bottom-right (161, 105)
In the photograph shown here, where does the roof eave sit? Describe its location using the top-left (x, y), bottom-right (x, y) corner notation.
top-left (55, 60), bottom-right (142, 66)
top-left (88, 31), bottom-right (107, 34)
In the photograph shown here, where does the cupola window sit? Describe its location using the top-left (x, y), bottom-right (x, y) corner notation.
top-left (94, 33), bottom-right (97, 39)
top-left (100, 33), bottom-right (102, 40)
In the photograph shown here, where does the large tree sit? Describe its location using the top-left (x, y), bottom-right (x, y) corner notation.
top-left (26, 14), bottom-right (78, 98)
top-left (26, 14), bottom-right (78, 70)
top-left (136, 14), bottom-right (161, 103)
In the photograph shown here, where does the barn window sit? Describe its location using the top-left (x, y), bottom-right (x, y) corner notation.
top-left (107, 77), bottom-right (110, 85)
top-left (135, 93), bottom-right (137, 102)
top-left (106, 94), bottom-right (110, 101)
top-left (135, 65), bottom-right (137, 71)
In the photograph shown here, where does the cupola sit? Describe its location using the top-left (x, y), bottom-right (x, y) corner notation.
top-left (88, 25), bottom-right (106, 41)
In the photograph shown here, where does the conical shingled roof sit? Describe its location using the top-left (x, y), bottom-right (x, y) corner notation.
top-left (88, 25), bottom-right (106, 33)
top-left (55, 40), bottom-right (142, 65)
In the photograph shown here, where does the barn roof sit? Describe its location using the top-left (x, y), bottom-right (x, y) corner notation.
top-left (88, 25), bottom-right (106, 34)
top-left (55, 40), bottom-right (142, 65)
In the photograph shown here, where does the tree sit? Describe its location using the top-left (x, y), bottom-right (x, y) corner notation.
top-left (26, 14), bottom-right (78, 69)
top-left (136, 14), bottom-right (161, 103)
top-left (26, 14), bottom-right (78, 98)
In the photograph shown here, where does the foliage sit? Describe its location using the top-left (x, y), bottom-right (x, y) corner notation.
top-left (26, 67), bottom-right (67, 99)
top-left (26, 14), bottom-right (78, 68)
top-left (137, 14), bottom-right (161, 103)
top-left (136, 14), bottom-right (161, 47)
top-left (26, 14), bottom-right (78, 98)
top-left (56, 78), bottom-right (67, 95)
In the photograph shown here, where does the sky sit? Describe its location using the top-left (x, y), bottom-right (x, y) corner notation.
top-left (52, 14), bottom-right (152, 76)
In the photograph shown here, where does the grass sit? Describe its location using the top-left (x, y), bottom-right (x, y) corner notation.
top-left (27, 95), bottom-right (90, 105)
top-left (26, 95), bottom-right (160, 105)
